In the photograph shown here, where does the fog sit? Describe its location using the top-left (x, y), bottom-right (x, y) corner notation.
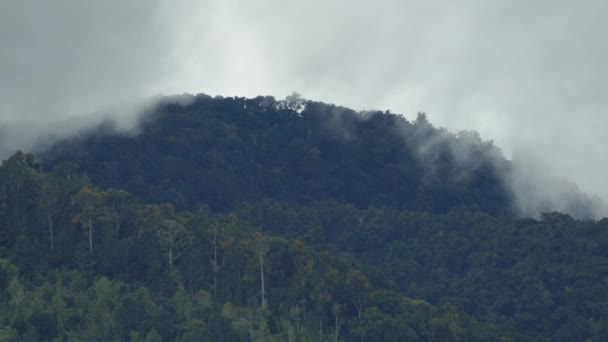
top-left (1, 0), bottom-right (607, 217)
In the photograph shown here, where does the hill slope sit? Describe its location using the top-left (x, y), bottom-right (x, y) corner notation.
top-left (43, 94), bottom-right (512, 215)
top-left (3, 94), bottom-right (608, 340)
top-left (0, 151), bottom-right (502, 341)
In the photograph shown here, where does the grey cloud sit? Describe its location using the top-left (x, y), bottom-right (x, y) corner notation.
top-left (0, 0), bottom-right (171, 155)
top-left (1, 0), bottom-right (607, 217)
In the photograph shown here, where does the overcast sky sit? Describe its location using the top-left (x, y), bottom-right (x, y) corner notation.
top-left (1, 0), bottom-right (607, 203)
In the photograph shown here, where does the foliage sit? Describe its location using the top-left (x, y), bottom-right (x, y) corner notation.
top-left (1, 95), bottom-right (607, 340)
top-left (43, 95), bottom-right (511, 214)
top-left (0, 154), bottom-right (497, 340)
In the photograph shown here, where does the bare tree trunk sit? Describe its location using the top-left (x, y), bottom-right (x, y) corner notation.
top-left (165, 244), bottom-right (174, 285)
top-left (260, 251), bottom-right (266, 308)
top-left (332, 304), bottom-right (342, 342)
top-left (319, 318), bottom-right (323, 341)
top-left (355, 298), bottom-right (363, 319)
top-left (48, 208), bottom-right (54, 251)
top-left (213, 223), bottom-right (218, 297)
top-left (88, 219), bottom-right (93, 262)
top-left (115, 220), bottom-right (121, 238)
top-left (334, 313), bottom-right (340, 342)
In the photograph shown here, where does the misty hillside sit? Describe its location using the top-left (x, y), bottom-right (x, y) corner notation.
top-left (42, 94), bottom-right (513, 215)
top-left (3, 94), bottom-right (608, 341)
top-left (41, 94), bottom-right (601, 219)
top-left (4, 0), bottom-right (608, 340)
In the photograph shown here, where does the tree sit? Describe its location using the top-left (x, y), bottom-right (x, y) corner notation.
top-left (103, 188), bottom-right (137, 238)
top-left (156, 218), bottom-right (192, 283)
top-left (40, 174), bottom-right (63, 251)
top-left (252, 232), bottom-right (270, 309)
top-left (346, 269), bottom-right (369, 319)
top-left (0, 151), bottom-right (41, 243)
top-left (247, 232), bottom-right (287, 309)
top-left (144, 329), bottom-right (162, 342)
top-left (134, 204), bottom-right (164, 241)
top-left (279, 92), bottom-right (306, 112)
top-left (332, 303), bottom-right (343, 342)
top-left (72, 185), bottom-right (104, 262)
top-left (40, 180), bottom-right (57, 251)
top-left (210, 220), bottom-right (221, 298)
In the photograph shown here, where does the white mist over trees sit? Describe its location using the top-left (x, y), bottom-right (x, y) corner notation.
top-left (38, 94), bottom-right (607, 220)
top-left (1, 0), bottom-right (607, 216)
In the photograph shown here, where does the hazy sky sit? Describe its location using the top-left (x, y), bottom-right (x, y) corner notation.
top-left (1, 0), bottom-right (607, 202)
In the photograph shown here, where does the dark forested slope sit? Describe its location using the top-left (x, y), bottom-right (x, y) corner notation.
top-left (2, 94), bottom-right (608, 340)
top-left (42, 94), bottom-right (511, 215)
top-left (0, 152), bottom-right (501, 341)
top-left (237, 199), bottom-right (608, 340)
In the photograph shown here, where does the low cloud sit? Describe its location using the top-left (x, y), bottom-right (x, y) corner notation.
top-left (1, 1), bottom-right (607, 217)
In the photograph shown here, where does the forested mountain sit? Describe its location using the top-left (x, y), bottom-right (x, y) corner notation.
top-left (0, 151), bottom-right (500, 341)
top-left (42, 94), bottom-right (511, 215)
top-left (1, 94), bottom-right (608, 340)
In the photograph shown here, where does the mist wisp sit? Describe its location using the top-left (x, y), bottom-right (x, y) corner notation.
top-left (1, 1), bottom-right (607, 219)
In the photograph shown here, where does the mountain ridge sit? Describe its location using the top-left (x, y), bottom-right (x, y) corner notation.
top-left (1, 94), bottom-right (608, 340)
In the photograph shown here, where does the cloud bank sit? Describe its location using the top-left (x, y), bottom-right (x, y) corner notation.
top-left (1, 0), bottom-right (607, 217)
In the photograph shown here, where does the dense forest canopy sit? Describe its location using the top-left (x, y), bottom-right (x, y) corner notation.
top-left (1, 94), bottom-right (608, 341)
top-left (42, 94), bottom-right (603, 219)
top-left (42, 94), bottom-right (513, 215)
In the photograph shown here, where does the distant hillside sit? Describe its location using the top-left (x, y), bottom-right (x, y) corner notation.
top-left (42, 94), bottom-right (512, 215)
top-left (3, 94), bottom-right (608, 340)
top-left (1, 152), bottom-right (502, 341)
